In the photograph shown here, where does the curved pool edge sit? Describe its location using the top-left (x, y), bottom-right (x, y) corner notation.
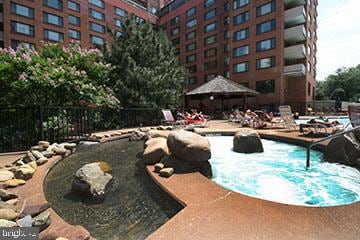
top-left (147, 129), bottom-right (360, 240)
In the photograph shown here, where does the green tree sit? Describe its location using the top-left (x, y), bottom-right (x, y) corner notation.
top-left (0, 43), bottom-right (119, 107)
top-left (104, 15), bottom-right (187, 108)
top-left (316, 65), bottom-right (360, 101)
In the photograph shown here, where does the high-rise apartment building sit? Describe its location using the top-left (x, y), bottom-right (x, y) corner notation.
top-left (0, 0), bottom-right (317, 112)
top-left (159, 0), bottom-right (317, 112)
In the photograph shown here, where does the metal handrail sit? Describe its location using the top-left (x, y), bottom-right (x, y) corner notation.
top-left (306, 125), bottom-right (360, 169)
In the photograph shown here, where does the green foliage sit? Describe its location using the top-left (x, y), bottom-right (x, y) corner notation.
top-left (316, 65), bottom-right (360, 101)
top-left (0, 43), bottom-right (119, 107)
top-left (104, 15), bottom-right (187, 108)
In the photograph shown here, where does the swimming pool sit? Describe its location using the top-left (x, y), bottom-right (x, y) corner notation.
top-left (208, 136), bottom-right (360, 207)
top-left (295, 117), bottom-right (350, 126)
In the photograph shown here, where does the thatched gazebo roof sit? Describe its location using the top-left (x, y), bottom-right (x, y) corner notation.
top-left (186, 75), bottom-right (259, 96)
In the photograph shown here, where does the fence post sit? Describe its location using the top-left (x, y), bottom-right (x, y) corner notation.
top-left (38, 105), bottom-right (44, 140)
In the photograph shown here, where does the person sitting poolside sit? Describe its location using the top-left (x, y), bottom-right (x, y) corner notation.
top-left (307, 118), bottom-right (340, 127)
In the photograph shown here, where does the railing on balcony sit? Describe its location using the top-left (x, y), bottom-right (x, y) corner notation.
top-left (284, 25), bottom-right (306, 42)
top-left (284, 44), bottom-right (306, 59)
top-left (284, 63), bottom-right (306, 76)
top-left (285, 6), bottom-right (306, 27)
top-left (284, 0), bottom-right (305, 9)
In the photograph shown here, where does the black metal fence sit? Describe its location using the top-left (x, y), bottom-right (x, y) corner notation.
top-left (0, 106), bottom-right (162, 153)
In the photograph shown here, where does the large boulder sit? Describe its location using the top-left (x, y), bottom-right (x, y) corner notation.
top-left (146, 130), bottom-right (171, 139)
top-left (233, 128), bottom-right (264, 153)
top-left (161, 155), bottom-right (212, 178)
top-left (72, 163), bottom-right (112, 201)
top-left (167, 130), bottom-right (211, 162)
top-left (129, 130), bottom-right (146, 141)
top-left (0, 170), bottom-right (14, 182)
top-left (143, 138), bottom-right (169, 165)
top-left (324, 131), bottom-right (360, 170)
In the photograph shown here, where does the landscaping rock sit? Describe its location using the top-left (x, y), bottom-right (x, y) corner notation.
top-left (54, 147), bottom-right (68, 156)
top-left (41, 151), bottom-right (55, 158)
top-left (38, 141), bottom-right (50, 149)
top-left (159, 168), bottom-right (174, 177)
top-left (31, 150), bottom-right (44, 160)
top-left (31, 145), bottom-right (45, 151)
top-left (15, 160), bottom-right (25, 166)
top-left (24, 152), bottom-right (36, 163)
top-left (32, 211), bottom-right (51, 231)
top-left (36, 157), bottom-right (48, 166)
top-left (154, 163), bottom-right (164, 173)
top-left (140, 127), bottom-right (151, 132)
top-left (6, 199), bottom-right (18, 206)
top-left (56, 238), bottom-right (70, 240)
top-left (325, 131), bottom-right (360, 170)
top-left (27, 162), bottom-right (37, 170)
top-left (19, 203), bottom-right (50, 218)
top-left (0, 200), bottom-right (17, 211)
top-left (0, 170), bottom-right (14, 182)
top-left (161, 155), bottom-right (212, 178)
top-left (167, 130), bottom-right (211, 162)
top-left (0, 219), bottom-right (17, 227)
top-left (96, 162), bottom-right (112, 172)
top-left (233, 128), bottom-right (264, 153)
top-left (146, 130), bottom-right (171, 139)
top-left (17, 215), bottom-right (32, 227)
top-left (0, 208), bottom-right (18, 220)
top-left (4, 179), bottom-right (26, 188)
top-left (129, 130), bottom-right (146, 141)
top-left (14, 165), bottom-right (35, 180)
top-left (143, 138), bottom-right (169, 165)
top-left (72, 163), bottom-right (112, 201)
top-left (61, 143), bottom-right (77, 150)
top-left (0, 189), bottom-right (17, 201)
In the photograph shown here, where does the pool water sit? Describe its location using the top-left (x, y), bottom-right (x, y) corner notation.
top-left (208, 136), bottom-right (360, 207)
top-left (295, 117), bottom-right (350, 126)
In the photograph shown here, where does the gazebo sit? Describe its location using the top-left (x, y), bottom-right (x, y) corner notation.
top-left (185, 75), bottom-right (259, 113)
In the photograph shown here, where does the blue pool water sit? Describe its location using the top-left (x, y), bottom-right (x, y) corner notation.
top-left (208, 136), bottom-right (360, 207)
top-left (295, 117), bottom-right (350, 126)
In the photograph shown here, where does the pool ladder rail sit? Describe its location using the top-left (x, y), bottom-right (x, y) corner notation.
top-left (306, 125), bottom-right (360, 169)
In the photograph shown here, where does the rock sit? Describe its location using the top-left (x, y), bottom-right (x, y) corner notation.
top-left (38, 141), bottom-right (50, 148)
top-left (159, 168), bottom-right (174, 177)
top-left (157, 125), bottom-right (167, 131)
top-left (143, 138), bottom-right (169, 165)
top-left (96, 162), bottom-right (112, 172)
top-left (32, 211), bottom-right (51, 231)
top-left (0, 170), bottom-right (14, 182)
top-left (129, 130), bottom-right (146, 141)
top-left (0, 219), bottom-right (17, 227)
top-left (31, 145), bottom-right (45, 151)
top-left (54, 147), bottom-right (67, 155)
top-left (17, 215), bottom-right (32, 227)
top-left (0, 200), bottom-right (17, 211)
top-left (46, 143), bottom-right (59, 152)
top-left (31, 150), bottom-right (44, 160)
top-left (24, 152), bottom-right (36, 163)
top-left (0, 189), bottom-right (17, 201)
top-left (324, 131), bottom-right (360, 170)
top-left (154, 163), bottom-right (164, 173)
top-left (4, 179), bottom-right (26, 188)
top-left (72, 163), bottom-right (112, 201)
top-left (15, 160), bottom-right (25, 166)
top-left (0, 208), bottom-right (18, 220)
top-left (41, 151), bottom-right (55, 158)
top-left (139, 127), bottom-right (151, 132)
top-left (167, 130), bottom-right (211, 162)
top-left (56, 238), bottom-right (70, 240)
top-left (6, 199), bottom-right (18, 206)
top-left (61, 143), bottom-right (77, 150)
top-left (233, 128), bottom-right (264, 153)
top-left (27, 162), bottom-right (37, 170)
top-left (184, 124), bottom-right (195, 132)
top-left (19, 203), bottom-right (50, 218)
top-left (146, 130), bottom-right (171, 139)
top-left (36, 157), bottom-right (48, 166)
top-left (161, 155), bottom-right (212, 178)
top-left (14, 165), bottom-right (35, 180)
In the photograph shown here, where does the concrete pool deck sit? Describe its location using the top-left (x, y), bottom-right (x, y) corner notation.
top-left (0, 120), bottom-right (358, 239)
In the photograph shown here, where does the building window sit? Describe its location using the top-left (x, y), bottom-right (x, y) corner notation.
top-left (224, 2), bottom-right (229, 11)
top-left (171, 27), bottom-right (179, 36)
top-left (90, 22), bottom-right (105, 33)
top-left (204, 60), bottom-right (217, 70)
top-left (114, 7), bottom-right (127, 17)
top-left (90, 35), bottom-right (105, 46)
top-left (174, 48), bottom-right (180, 55)
top-left (187, 65), bottom-right (197, 74)
top-left (186, 42), bottom-right (196, 51)
top-left (204, 0), bottom-right (216, 8)
top-left (172, 37), bottom-right (180, 45)
top-left (204, 9), bottom-right (216, 20)
top-left (233, 0), bottom-right (249, 10)
top-left (186, 18), bottom-right (197, 29)
top-left (188, 77), bottom-right (197, 85)
top-left (204, 34), bottom-right (217, 45)
top-left (234, 62), bottom-right (249, 73)
top-left (224, 30), bottom-right (229, 39)
top-left (205, 74), bottom-right (216, 82)
top-left (307, 82), bottom-right (311, 96)
top-left (68, 29), bottom-right (80, 39)
top-left (151, 6), bottom-right (158, 14)
top-left (11, 40), bottom-right (35, 49)
top-left (11, 21), bottom-right (35, 36)
top-left (224, 71), bottom-right (230, 78)
top-left (256, 79), bottom-right (275, 94)
top-left (256, 38), bottom-right (276, 52)
top-left (204, 48), bottom-right (217, 58)
top-left (43, 29), bottom-right (64, 42)
top-left (256, 56), bottom-right (275, 69)
top-left (186, 30), bottom-right (196, 40)
top-left (234, 11), bottom-right (249, 25)
top-left (224, 57), bottom-right (230, 66)
top-left (114, 19), bottom-right (122, 28)
top-left (233, 45), bottom-right (249, 57)
top-left (135, 16), bottom-right (145, 24)
top-left (224, 16), bottom-right (230, 25)
top-left (43, 12), bottom-right (63, 27)
top-left (224, 44), bottom-right (230, 53)
top-left (68, 1), bottom-right (80, 12)
top-left (89, 8), bottom-right (105, 21)
top-left (186, 7), bottom-right (196, 17)
top-left (186, 54), bottom-right (196, 63)
top-left (170, 16), bottom-right (179, 25)
top-left (256, 19), bottom-right (276, 34)
top-left (43, 0), bottom-right (63, 11)
top-left (256, 1), bottom-right (276, 17)
top-left (204, 22), bottom-right (217, 32)
top-left (89, 0), bottom-right (104, 9)
top-left (10, 2), bottom-right (35, 19)
top-left (233, 28), bottom-right (249, 41)
top-left (68, 15), bottom-right (80, 26)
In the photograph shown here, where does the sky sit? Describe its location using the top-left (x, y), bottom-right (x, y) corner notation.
top-left (317, 0), bottom-right (360, 80)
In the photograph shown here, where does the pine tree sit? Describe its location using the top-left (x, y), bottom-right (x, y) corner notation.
top-left (104, 15), bottom-right (187, 108)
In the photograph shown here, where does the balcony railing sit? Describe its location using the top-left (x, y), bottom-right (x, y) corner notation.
top-left (0, 13), bottom-right (3, 22)
top-left (285, 6), bottom-right (306, 27)
top-left (284, 25), bottom-right (306, 42)
top-left (284, 63), bottom-right (306, 76)
top-left (283, 0), bottom-right (305, 8)
top-left (284, 44), bottom-right (306, 59)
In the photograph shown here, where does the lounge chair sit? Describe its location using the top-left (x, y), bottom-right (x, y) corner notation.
top-left (161, 109), bottom-right (185, 126)
top-left (348, 105), bottom-right (360, 127)
top-left (278, 105), bottom-right (297, 130)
